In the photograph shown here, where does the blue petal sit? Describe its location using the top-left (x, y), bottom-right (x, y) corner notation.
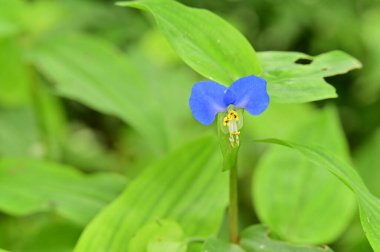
top-left (228, 75), bottom-right (270, 115)
top-left (223, 89), bottom-right (236, 106)
top-left (189, 81), bottom-right (227, 125)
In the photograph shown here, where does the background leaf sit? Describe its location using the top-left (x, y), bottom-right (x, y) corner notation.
top-left (0, 108), bottom-right (41, 157)
top-left (258, 51), bottom-right (362, 103)
top-left (0, 36), bottom-right (30, 106)
top-left (0, 0), bottom-right (25, 37)
top-left (118, 0), bottom-right (261, 85)
top-left (252, 107), bottom-right (356, 244)
top-left (240, 225), bottom-right (334, 252)
top-left (0, 158), bottom-right (126, 226)
top-left (258, 139), bottom-right (380, 252)
top-left (74, 136), bottom-right (228, 252)
top-left (0, 216), bottom-right (82, 252)
top-left (354, 129), bottom-right (380, 197)
top-left (30, 34), bottom-right (168, 152)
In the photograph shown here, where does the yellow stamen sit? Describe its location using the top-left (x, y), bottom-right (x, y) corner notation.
top-left (228, 110), bottom-right (239, 121)
top-left (223, 116), bottom-right (230, 126)
top-left (223, 108), bottom-right (240, 148)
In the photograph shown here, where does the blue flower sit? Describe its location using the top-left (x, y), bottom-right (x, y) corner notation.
top-left (189, 75), bottom-right (270, 126)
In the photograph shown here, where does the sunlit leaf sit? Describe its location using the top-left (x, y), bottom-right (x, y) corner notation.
top-left (258, 51), bottom-right (362, 103)
top-left (258, 139), bottom-right (380, 251)
top-left (118, 0), bottom-right (261, 85)
top-left (74, 136), bottom-right (228, 252)
top-left (0, 158), bottom-right (126, 226)
top-left (240, 225), bottom-right (334, 252)
top-left (253, 107), bottom-right (356, 244)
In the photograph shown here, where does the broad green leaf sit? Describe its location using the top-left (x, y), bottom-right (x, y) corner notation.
top-left (203, 237), bottom-right (244, 252)
top-left (240, 225), bottom-right (334, 252)
top-left (0, 249), bottom-right (9, 252)
top-left (30, 34), bottom-right (168, 152)
top-left (258, 139), bottom-right (380, 252)
top-left (118, 0), bottom-right (261, 85)
top-left (74, 136), bottom-right (228, 252)
top-left (130, 219), bottom-right (186, 252)
top-left (0, 216), bottom-right (82, 252)
top-left (0, 158), bottom-right (126, 226)
top-left (253, 107), bottom-right (355, 244)
top-left (0, 37), bottom-right (30, 106)
top-left (258, 51), bottom-right (362, 103)
top-left (354, 129), bottom-right (380, 197)
top-left (21, 220), bottom-right (81, 252)
top-left (0, 0), bottom-right (25, 37)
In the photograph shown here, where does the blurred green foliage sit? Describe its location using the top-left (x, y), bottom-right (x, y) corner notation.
top-left (0, 0), bottom-right (379, 251)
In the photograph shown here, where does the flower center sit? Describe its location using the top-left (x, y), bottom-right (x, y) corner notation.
top-left (223, 109), bottom-right (240, 147)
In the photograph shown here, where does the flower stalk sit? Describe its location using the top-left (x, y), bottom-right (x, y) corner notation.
top-left (188, 74), bottom-right (270, 244)
top-left (229, 162), bottom-right (239, 243)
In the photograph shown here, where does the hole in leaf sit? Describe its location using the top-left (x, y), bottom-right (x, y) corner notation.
top-left (295, 58), bottom-right (313, 65)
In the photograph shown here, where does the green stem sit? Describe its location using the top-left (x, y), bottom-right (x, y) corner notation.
top-left (229, 163), bottom-right (239, 243)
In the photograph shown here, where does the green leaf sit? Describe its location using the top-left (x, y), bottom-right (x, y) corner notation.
top-left (0, 108), bottom-right (41, 157)
top-left (258, 51), bottom-right (362, 103)
top-left (0, 158), bottom-right (126, 226)
top-left (354, 129), bottom-right (380, 197)
top-left (258, 139), bottom-right (380, 252)
top-left (30, 34), bottom-right (168, 152)
top-left (118, 0), bottom-right (261, 85)
top-left (74, 136), bottom-right (228, 252)
top-left (0, 37), bottom-right (30, 106)
top-left (130, 219), bottom-right (186, 252)
top-left (0, 214), bottom-right (83, 252)
top-left (33, 81), bottom-right (67, 160)
top-left (359, 7), bottom-right (380, 102)
top-left (0, 0), bottom-right (25, 37)
top-left (203, 237), bottom-right (244, 252)
top-left (253, 107), bottom-right (356, 244)
top-left (243, 103), bottom-right (316, 141)
top-left (240, 225), bottom-right (334, 252)
top-left (127, 46), bottom-right (206, 149)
